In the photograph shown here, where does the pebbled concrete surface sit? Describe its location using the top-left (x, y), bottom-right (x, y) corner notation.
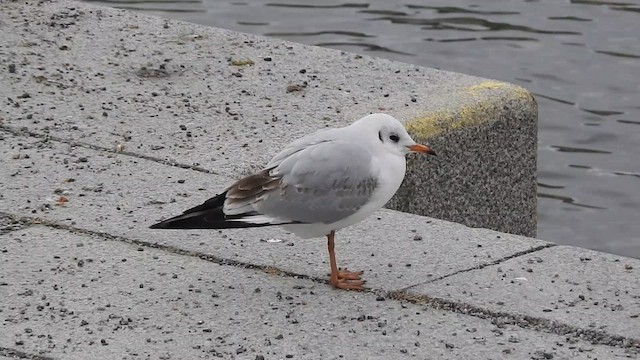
top-left (0, 1), bottom-right (638, 359)
top-left (409, 246), bottom-right (640, 340)
top-left (1, 112), bottom-right (639, 359)
top-left (0, 0), bottom-right (535, 237)
top-left (0, 226), bottom-right (633, 360)
top-left (0, 131), bottom-right (548, 291)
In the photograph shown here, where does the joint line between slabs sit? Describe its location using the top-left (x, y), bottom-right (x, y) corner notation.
top-left (0, 124), bottom-right (216, 175)
top-left (400, 243), bottom-right (557, 291)
top-left (0, 346), bottom-right (56, 360)
top-left (0, 217), bottom-right (34, 236)
top-left (386, 289), bottom-right (639, 351)
top-left (0, 212), bottom-right (320, 283)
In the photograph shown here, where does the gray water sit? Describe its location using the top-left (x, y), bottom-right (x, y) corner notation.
top-left (86, 0), bottom-right (640, 258)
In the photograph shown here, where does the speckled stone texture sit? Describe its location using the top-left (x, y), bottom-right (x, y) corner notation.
top-left (389, 87), bottom-right (538, 237)
top-left (0, 0), bottom-right (536, 237)
top-left (1, 3), bottom-right (639, 358)
top-left (0, 131), bottom-right (637, 359)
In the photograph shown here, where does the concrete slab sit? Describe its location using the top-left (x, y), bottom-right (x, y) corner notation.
top-left (409, 246), bottom-right (640, 341)
top-left (1, 226), bottom-right (632, 360)
top-left (0, 131), bottom-right (548, 292)
top-left (0, 0), bottom-right (536, 237)
top-left (0, 1), bottom-right (637, 357)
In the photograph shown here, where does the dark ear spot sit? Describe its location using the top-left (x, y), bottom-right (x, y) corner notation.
top-left (378, 131), bottom-right (383, 142)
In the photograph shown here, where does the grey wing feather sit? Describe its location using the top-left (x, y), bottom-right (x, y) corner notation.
top-left (223, 127), bottom-right (341, 219)
top-left (266, 127), bottom-right (338, 168)
top-left (257, 140), bottom-right (378, 224)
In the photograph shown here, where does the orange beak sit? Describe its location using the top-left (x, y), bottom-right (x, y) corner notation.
top-left (407, 144), bottom-right (436, 156)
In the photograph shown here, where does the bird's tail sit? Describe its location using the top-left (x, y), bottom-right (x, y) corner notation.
top-left (149, 192), bottom-right (273, 230)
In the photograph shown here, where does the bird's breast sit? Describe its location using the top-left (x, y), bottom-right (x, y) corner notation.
top-left (281, 154), bottom-right (406, 239)
top-left (371, 153), bottom-right (406, 206)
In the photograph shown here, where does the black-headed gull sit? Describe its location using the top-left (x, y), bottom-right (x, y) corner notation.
top-left (150, 113), bottom-right (436, 290)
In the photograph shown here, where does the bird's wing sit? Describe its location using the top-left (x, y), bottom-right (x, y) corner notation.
top-left (149, 131), bottom-right (379, 230)
top-left (224, 139), bottom-right (378, 225)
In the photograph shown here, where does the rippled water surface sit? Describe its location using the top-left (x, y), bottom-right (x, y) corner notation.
top-left (86, 0), bottom-right (640, 258)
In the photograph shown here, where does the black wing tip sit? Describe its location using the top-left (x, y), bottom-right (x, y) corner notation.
top-left (149, 192), bottom-right (227, 230)
top-left (149, 217), bottom-right (191, 229)
top-left (149, 222), bottom-right (164, 229)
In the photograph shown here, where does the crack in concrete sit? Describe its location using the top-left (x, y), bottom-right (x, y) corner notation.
top-left (0, 124), bottom-right (216, 175)
top-left (400, 243), bottom-right (557, 291)
top-left (0, 347), bottom-right (55, 360)
top-left (2, 212), bottom-right (639, 353)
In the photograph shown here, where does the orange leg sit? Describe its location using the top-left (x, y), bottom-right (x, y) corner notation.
top-left (327, 231), bottom-right (365, 291)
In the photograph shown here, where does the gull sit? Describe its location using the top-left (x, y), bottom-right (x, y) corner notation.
top-left (150, 113), bottom-right (436, 290)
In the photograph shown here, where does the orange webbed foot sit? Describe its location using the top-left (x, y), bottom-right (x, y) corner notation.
top-left (337, 268), bottom-right (364, 281)
top-left (330, 276), bottom-right (366, 291)
top-left (329, 269), bottom-right (366, 291)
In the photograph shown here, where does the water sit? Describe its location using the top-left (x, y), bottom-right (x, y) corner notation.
top-left (86, 0), bottom-right (640, 258)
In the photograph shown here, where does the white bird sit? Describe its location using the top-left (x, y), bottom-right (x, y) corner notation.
top-left (150, 113), bottom-right (436, 290)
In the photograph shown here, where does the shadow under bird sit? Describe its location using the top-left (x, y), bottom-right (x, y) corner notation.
top-left (150, 113), bottom-right (436, 290)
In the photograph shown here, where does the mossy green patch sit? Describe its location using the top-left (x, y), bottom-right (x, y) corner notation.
top-left (406, 81), bottom-right (534, 140)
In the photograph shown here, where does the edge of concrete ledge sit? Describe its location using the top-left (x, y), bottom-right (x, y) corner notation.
top-left (390, 79), bottom-right (538, 237)
top-left (405, 80), bottom-right (536, 139)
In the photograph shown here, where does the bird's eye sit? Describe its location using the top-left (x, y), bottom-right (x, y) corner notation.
top-left (389, 134), bottom-right (400, 142)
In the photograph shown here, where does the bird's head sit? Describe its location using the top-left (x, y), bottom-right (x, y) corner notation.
top-left (352, 113), bottom-right (437, 157)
